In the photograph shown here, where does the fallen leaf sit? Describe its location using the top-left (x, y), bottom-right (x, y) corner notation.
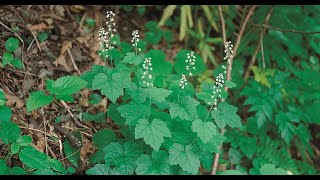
top-left (53, 41), bottom-right (73, 72)
top-left (5, 94), bottom-right (24, 108)
top-left (80, 136), bottom-right (95, 158)
top-left (96, 98), bottom-right (108, 112)
top-left (39, 68), bottom-right (54, 78)
top-left (22, 79), bottom-right (36, 95)
top-left (53, 55), bottom-right (72, 72)
top-left (60, 41), bottom-right (72, 55)
top-left (55, 5), bottom-right (65, 17)
top-left (29, 22), bottom-right (52, 31)
top-left (70, 5), bottom-right (85, 13)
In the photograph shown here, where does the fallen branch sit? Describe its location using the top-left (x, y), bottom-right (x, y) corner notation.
top-left (51, 123), bottom-right (82, 148)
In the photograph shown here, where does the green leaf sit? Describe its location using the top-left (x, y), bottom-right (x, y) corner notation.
top-left (118, 102), bottom-right (150, 125)
top-left (169, 143), bottom-right (200, 175)
top-left (10, 143), bottom-right (20, 154)
top-left (107, 103), bottom-right (126, 126)
top-left (50, 76), bottom-right (87, 96)
top-left (211, 102), bottom-right (241, 129)
top-left (82, 112), bottom-right (105, 123)
top-left (2, 52), bottom-right (13, 66)
top-left (10, 58), bottom-right (24, 69)
top-left (81, 65), bottom-right (106, 88)
top-left (0, 90), bottom-right (5, 101)
top-left (197, 133), bottom-right (226, 153)
top-left (93, 128), bottom-right (116, 149)
top-left (5, 37), bottom-right (19, 52)
top-left (169, 96), bottom-right (199, 121)
top-left (104, 142), bottom-right (142, 175)
top-left (173, 50), bottom-right (206, 76)
top-left (135, 150), bottom-right (171, 175)
top-left (225, 80), bottom-right (237, 89)
top-left (16, 135), bottom-right (32, 146)
top-left (0, 100), bottom-right (4, 106)
top-left (148, 86), bottom-right (172, 102)
top-left (135, 118), bottom-right (171, 151)
top-left (122, 52), bottom-right (145, 65)
top-left (192, 119), bottom-right (217, 143)
top-left (63, 131), bottom-right (81, 167)
top-left (67, 167), bottom-right (76, 174)
top-left (19, 146), bottom-right (50, 169)
top-left (26, 91), bottom-right (53, 112)
top-left (196, 81), bottom-right (215, 105)
top-left (92, 72), bottom-right (132, 103)
top-left (238, 136), bottom-right (257, 159)
top-left (56, 94), bottom-right (74, 102)
top-left (0, 159), bottom-right (11, 175)
top-left (179, 6), bottom-right (188, 41)
top-left (37, 32), bottom-right (49, 43)
top-left (158, 5), bottom-right (177, 26)
top-left (127, 84), bottom-right (149, 104)
top-left (89, 93), bottom-right (102, 105)
top-left (145, 31), bottom-right (162, 45)
top-left (275, 111), bottom-right (296, 144)
top-left (252, 66), bottom-right (275, 88)
top-left (145, 50), bottom-right (172, 77)
top-left (219, 170), bottom-right (244, 175)
top-left (85, 18), bottom-right (96, 27)
top-left (33, 168), bottom-right (56, 175)
top-left (86, 164), bottom-right (118, 175)
top-left (0, 106), bottom-right (12, 123)
top-left (0, 121), bottom-right (21, 144)
top-left (11, 166), bottom-right (26, 175)
top-left (50, 158), bottom-right (67, 174)
top-left (259, 164), bottom-right (289, 175)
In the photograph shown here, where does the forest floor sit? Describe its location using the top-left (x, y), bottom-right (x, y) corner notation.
top-left (0, 5), bottom-right (172, 173)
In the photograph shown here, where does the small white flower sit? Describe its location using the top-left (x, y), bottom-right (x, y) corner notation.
top-left (179, 74), bottom-right (188, 90)
top-left (142, 57), bottom-right (153, 88)
top-left (98, 11), bottom-right (117, 58)
top-left (185, 51), bottom-right (196, 77)
top-left (131, 30), bottom-right (141, 52)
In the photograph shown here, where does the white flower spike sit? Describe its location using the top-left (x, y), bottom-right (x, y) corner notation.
top-left (179, 74), bottom-right (188, 90)
top-left (142, 57), bottom-right (154, 88)
top-left (186, 51), bottom-right (196, 76)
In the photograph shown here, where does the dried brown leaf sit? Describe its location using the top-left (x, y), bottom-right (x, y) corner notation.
top-left (5, 94), bottom-right (24, 108)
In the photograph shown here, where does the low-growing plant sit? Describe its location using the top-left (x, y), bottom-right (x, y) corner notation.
top-left (1, 5), bottom-right (319, 175)
top-left (1, 37), bottom-right (24, 69)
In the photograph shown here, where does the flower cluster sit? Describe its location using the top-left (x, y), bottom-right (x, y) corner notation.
top-left (98, 28), bottom-right (108, 56)
top-left (179, 74), bottom-right (188, 89)
top-left (208, 41), bottom-right (233, 109)
top-left (141, 57), bottom-right (154, 87)
top-left (131, 30), bottom-right (141, 53)
top-left (224, 41), bottom-right (234, 70)
top-left (185, 51), bottom-right (196, 76)
top-left (98, 11), bottom-right (117, 56)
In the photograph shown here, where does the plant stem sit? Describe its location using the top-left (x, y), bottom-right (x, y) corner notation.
top-left (243, 6), bottom-right (273, 81)
top-left (253, 23), bottom-right (320, 35)
top-left (204, 103), bottom-right (215, 122)
top-left (148, 88), bottom-right (152, 122)
top-left (210, 5), bottom-right (257, 175)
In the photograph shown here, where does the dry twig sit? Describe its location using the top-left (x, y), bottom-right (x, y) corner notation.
top-left (243, 7), bottom-right (273, 81)
top-left (67, 49), bottom-right (81, 75)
